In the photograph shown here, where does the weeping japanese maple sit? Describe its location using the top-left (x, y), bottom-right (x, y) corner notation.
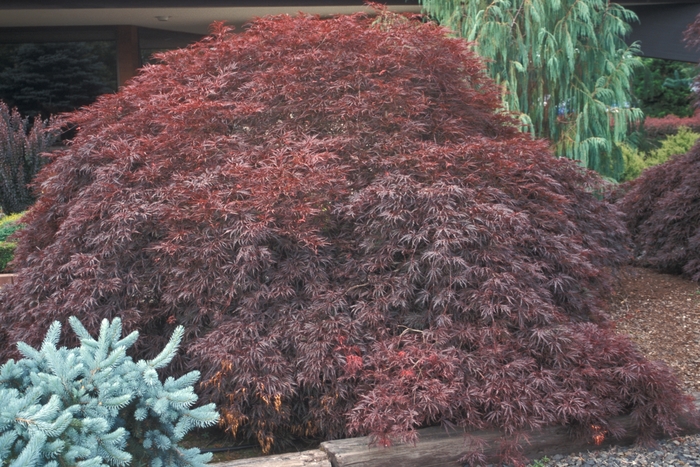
top-left (618, 144), bottom-right (700, 283)
top-left (0, 10), bottom-right (692, 466)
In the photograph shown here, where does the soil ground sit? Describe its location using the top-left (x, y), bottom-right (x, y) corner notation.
top-left (608, 265), bottom-right (700, 393)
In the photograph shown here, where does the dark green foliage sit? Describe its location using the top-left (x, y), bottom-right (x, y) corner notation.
top-left (0, 12), bottom-right (694, 466)
top-left (0, 212), bottom-right (26, 242)
top-left (0, 223), bottom-right (21, 242)
top-left (0, 242), bottom-right (15, 272)
top-left (0, 316), bottom-right (219, 467)
top-left (0, 102), bottom-right (57, 214)
top-left (0, 42), bottom-right (116, 118)
top-left (619, 142), bottom-right (700, 282)
top-left (0, 213), bottom-right (26, 272)
top-left (633, 58), bottom-right (697, 118)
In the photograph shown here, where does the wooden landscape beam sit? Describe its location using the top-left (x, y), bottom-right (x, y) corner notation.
top-left (215, 449), bottom-right (330, 467)
top-left (215, 394), bottom-right (700, 467)
top-left (321, 423), bottom-right (630, 467)
top-left (0, 274), bottom-right (15, 287)
top-left (320, 395), bottom-right (700, 467)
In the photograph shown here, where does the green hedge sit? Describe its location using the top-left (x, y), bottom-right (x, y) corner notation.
top-left (0, 212), bottom-right (25, 271)
top-left (622, 127), bottom-right (700, 181)
top-left (0, 241), bottom-right (16, 272)
top-left (0, 212), bottom-right (25, 242)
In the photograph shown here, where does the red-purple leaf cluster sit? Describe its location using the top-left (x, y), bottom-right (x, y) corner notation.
top-left (685, 10), bottom-right (700, 51)
top-left (0, 11), bottom-right (693, 465)
top-left (619, 143), bottom-right (700, 282)
top-left (644, 111), bottom-right (700, 138)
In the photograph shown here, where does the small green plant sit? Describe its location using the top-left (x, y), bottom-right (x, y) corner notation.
top-left (621, 127), bottom-right (700, 181)
top-left (621, 144), bottom-right (647, 181)
top-left (0, 211), bottom-right (26, 272)
top-left (0, 242), bottom-right (16, 272)
top-left (529, 456), bottom-right (550, 467)
top-left (0, 316), bottom-right (219, 467)
top-left (0, 212), bottom-right (26, 242)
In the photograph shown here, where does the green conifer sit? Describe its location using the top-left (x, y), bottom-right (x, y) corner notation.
top-left (0, 43), bottom-right (115, 118)
top-left (420, 0), bottom-right (644, 180)
top-left (0, 317), bottom-right (219, 467)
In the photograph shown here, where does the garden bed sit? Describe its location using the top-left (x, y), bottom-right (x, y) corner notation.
top-left (2, 264), bottom-right (696, 465)
top-left (208, 393), bottom-right (700, 467)
top-left (196, 265), bottom-right (700, 466)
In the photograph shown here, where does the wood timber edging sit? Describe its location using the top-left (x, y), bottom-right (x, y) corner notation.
top-left (213, 449), bottom-right (331, 467)
top-left (213, 394), bottom-right (700, 467)
top-left (0, 274), bottom-right (15, 286)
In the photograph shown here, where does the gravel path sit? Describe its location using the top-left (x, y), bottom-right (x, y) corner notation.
top-left (527, 267), bottom-right (700, 467)
top-left (525, 434), bottom-right (700, 466)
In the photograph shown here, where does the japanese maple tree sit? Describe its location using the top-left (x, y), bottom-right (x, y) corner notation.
top-left (0, 10), bottom-right (693, 465)
top-left (618, 144), bottom-right (700, 282)
top-left (617, 11), bottom-right (700, 283)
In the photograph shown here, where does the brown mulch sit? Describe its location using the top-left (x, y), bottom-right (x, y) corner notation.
top-left (608, 265), bottom-right (700, 393)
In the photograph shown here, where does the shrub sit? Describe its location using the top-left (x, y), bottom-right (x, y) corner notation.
top-left (0, 242), bottom-right (15, 272)
top-left (644, 112), bottom-right (700, 138)
top-left (0, 42), bottom-right (116, 118)
top-left (621, 144), bottom-right (647, 182)
top-left (0, 212), bottom-right (26, 242)
top-left (0, 316), bottom-right (219, 467)
top-left (633, 58), bottom-right (696, 119)
top-left (0, 11), bottom-right (693, 466)
top-left (0, 212), bottom-right (27, 272)
top-left (620, 127), bottom-right (700, 181)
top-left (0, 102), bottom-right (57, 214)
top-left (619, 142), bottom-right (700, 282)
top-left (647, 126), bottom-right (700, 166)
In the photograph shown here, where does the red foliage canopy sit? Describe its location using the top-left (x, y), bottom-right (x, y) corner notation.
top-left (0, 11), bottom-right (692, 465)
top-left (643, 112), bottom-right (700, 138)
top-left (619, 144), bottom-right (700, 282)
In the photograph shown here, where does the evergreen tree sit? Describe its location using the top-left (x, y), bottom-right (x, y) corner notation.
top-left (633, 58), bottom-right (696, 118)
top-left (0, 317), bottom-right (219, 467)
top-left (419, 0), bottom-right (644, 180)
top-left (0, 42), bottom-right (115, 118)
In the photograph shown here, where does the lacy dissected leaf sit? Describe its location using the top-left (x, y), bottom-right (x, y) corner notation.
top-left (0, 10), bottom-right (692, 466)
top-left (619, 143), bottom-right (700, 282)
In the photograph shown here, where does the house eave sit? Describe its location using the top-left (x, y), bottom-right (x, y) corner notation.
top-left (0, 3), bottom-right (422, 35)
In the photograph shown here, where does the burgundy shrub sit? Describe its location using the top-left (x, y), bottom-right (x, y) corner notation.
top-left (644, 111), bottom-right (700, 138)
top-left (685, 10), bottom-right (700, 50)
top-left (0, 11), bottom-right (693, 465)
top-left (619, 144), bottom-right (700, 282)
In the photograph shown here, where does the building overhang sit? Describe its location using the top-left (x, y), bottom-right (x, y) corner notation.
top-left (1, 0), bottom-right (700, 86)
top-left (0, 1), bottom-right (422, 36)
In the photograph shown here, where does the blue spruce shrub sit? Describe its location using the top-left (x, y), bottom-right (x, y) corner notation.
top-left (0, 317), bottom-right (219, 467)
